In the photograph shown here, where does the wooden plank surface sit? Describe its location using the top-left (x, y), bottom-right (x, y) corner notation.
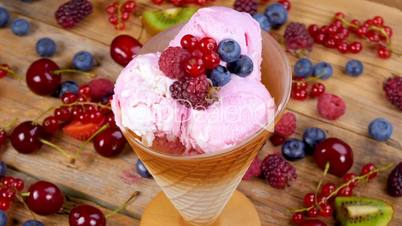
top-left (0, 0), bottom-right (401, 225)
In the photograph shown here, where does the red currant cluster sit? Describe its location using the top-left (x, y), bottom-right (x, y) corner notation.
top-left (291, 79), bottom-right (326, 101)
top-left (0, 176), bottom-right (24, 211)
top-left (309, 13), bottom-right (396, 59)
top-left (106, 0), bottom-right (136, 30)
top-left (151, 0), bottom-right (214, 6)
top-left (291, 162), bottom-right (389, 225)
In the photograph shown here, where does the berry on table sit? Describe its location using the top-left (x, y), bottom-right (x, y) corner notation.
top-left (252, 13), bottom-right (271, 32)
top-left (159, 46), bottom-right (190, 79)
top-left (274, 112), bottom-right (296, 138)
top-left (261, 154), bottom-right (297, 189)
top-left (278, 0), bottom-right (291, 10)
top-left (269, 133), bottom-right (286, 146)
top-left (22, 220), bottom-right (45, 226)
top-left (36, 38), bottom-right (57, 57)
top-left (387, 162), bottom-right (402, 197)
top-left (317, 93), bottom-right (346, 120)
top-left (264, 3), bottom-right (288, 29)
top-left (42, 116), bottom-right (60, 136)
top-left (210, 65), bottom-right (231, 87)
top-left (284, 23), bottom-right (314, 54)
top-left (361, 163), bottom-right (377, 180)
top-left (383, 75), bottom-right (402, 111)
top-left (55, 0), bottom-right (93, 28)
top-left (0, 210), bottom-right (7, 226)
top-left (56, 80), bottom-right (79, 98)
top-left (319, 203), bottom-right (333, 217)
top-left (282, 138), bottom-right (306, 161)
top-left (293, 58), bottom-right (313, 78)
top-left (0, 7), bottom-right (10, 28)
top-left (313, 62), bottom-right (333, 80)
top-left (233, 0), bottom-right (257, 15)
top-left (110, 34), bottom-right (142, 67)
top-left (227, 55), bottom-right (254, 77)
top-left (0, 162), bottom-right (6, 178)
top-left (321, 183), bottom-right (336, 197)
top-left (310, 82), bottom-right (326, 98)
top-left (337, 185), bottom-right (353, 197)
top-left (73, 51), bottom-right (94, 71)
top-left (11, 19), bottom-right (30, 36)
top-left (26, 181), bottom-right (64, 215)
top-left (10, 121), bottom-right (45, 154)
top-left (307, 207), bottom-right (319, 217)
top-left (243, 157), bottom-right (262, 180)
top-left (93, 127), bottom-right (126, 157)
top-left (302, 127), bottom-right (326, 154)
top-left (217, 39), bottom-right (241, 63)
top-left (26, 58), bottom-right (61, 96)
top-left (170, 75), bottom-right (212, 109)
top-left (377, 46), bottom-right (391, 59)
top-left (291, 213), bottom-right (303, 224)
top-left (136, 159), bottom-right (152, 178)
top-left (88, 78), bottom-right (114, 102)
top-left (348, 42), bottom-right (363, 54)
top-left (303, 192), bottom-right (316, 207)
top-left (344, 59), bottom-right (363, 77)
top-left (368, 117), bottom-right (393, 141)
top-left (343, 172), bottom-right (358, 188)
top-left (69, 205), bottom-right (106, 226)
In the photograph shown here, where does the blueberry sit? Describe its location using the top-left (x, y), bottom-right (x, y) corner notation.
top-left (22, 220), bottom-right (44, 226)
top-left (59, 80), bottom-right (79, 97)
top-left (368, 118), bottom-right (393, 142)
top-left (73, 51), bottom-right (94, 71)
top-left (345, 59), bottom-right (363, 77)
top-left (303, 127), bottom-right (326, 154)
top-left (264, 3), bottom-right (288, 29)
top-left (11, 19), bottom-right (30, 36)
top-left (282, 138), bottom-right (306, 161)
top-left (0, 7), bottom-right (10, 28)
top-left (252, 13), bottom-right (271, 32)
top-left (217, 39), bottom-right (241, 63)
top-left (36, 37), bottom-right (57, 57)
top-left (0, 161), bottom-right (6, 178)
top-left (294, 58), bottom-right (313, 78)
top-left (313, 62), bottom-right (333, 80)
top-left (227, 55), bottom-right (254, 77)
top-left (0, 211), bottom-right (7, 226)
top-left (210, 65), bottom-right (231, 87)
top-left (136, 159), bottom-right (152, 178)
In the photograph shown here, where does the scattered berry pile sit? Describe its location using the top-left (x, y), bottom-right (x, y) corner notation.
top-left (383, 75), bottom-right (402, 111)
top-left (105, 0), bottom-right (136, 30)
top-left (55, 0), bottom-right (93, 28)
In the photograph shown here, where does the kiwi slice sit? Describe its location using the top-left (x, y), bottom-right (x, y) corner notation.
top-left (142, 7), bottom-right (198, 35)
top-left (335, 196), bottom-right (393, 226)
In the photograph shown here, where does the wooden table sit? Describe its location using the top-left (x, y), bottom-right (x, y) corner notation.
top-left (0, 0), bottom-right (401, 225)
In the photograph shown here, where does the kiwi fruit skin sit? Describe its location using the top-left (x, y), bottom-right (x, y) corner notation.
top-left (335, 196), bottom-right (393, 226)
top-left (142, 7), bottom-right (198, 35)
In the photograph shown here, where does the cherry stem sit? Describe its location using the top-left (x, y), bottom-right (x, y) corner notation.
top-left (290, 163), bottom-right (394, 213)
top-left (13, 189), bottom-right (37, 220)
top-left (105, 191), bottom-right (140, 218)
top-left (63, 101), bottom-right (112, 110)
top-left (33, 106), bottom-right (55, 124)
top-left (20, 192), bottom-right (30, 197)
top-left (0, 65), bottom-right (23, 81)
top-left (314, 162), bottom-right (330, 205)
top-left (53, 69), bottom-right (96, 79)
top-left (39, 139), bottom-right (76, 164)
top-left (3, 118), bottom-right (18, 131)
top-left (74, 124), bottom-right (109, 159)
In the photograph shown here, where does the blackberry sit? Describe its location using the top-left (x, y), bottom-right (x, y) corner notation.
top-left (55, 0), bottom-right (93, 28)
top-left (159, 47), bottom-right (191, 79)
top-left (284, 22), bottom-right (314, 54)
top-left (387, 162), bottom-right (402, 197)
top-left (383, 76), bottom-right (402, 111)
top-left (170, 75), bottom-right (212, 109)
top-left (233, 0), bottom-right (257, 15)
top-left (261, 154), bottom-right (297, 189)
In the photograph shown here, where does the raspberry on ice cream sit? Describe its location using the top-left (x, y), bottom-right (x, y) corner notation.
top-left (159, 47), bottom-right (191, 79)
top-left (274, 112), bottom-right (296, 137)
top-left (170, 75), bottom-right (212, 109)
top-left (317, 93), bottom-right (346, 120)
top-left (261, 154), bottom-right (297, 189)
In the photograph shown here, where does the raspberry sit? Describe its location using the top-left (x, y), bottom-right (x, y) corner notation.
top-left (317, 93), bottom-right (346, 120)
top-left (159, 47), bottom-right (191, 79)
top-left (383, 76), bottom-right (402, 111)
top-left (274, 112), bottom-right (296, 137)
top-left (261, 154), bottom-right (297, 189)
top-left (170, 75), bottom-right (212, 109)
top-left (284, 22), bottom-right (314, 54)
top-left (233, 0), bottom-right (257, 15)
top-left (55, 0), bottom-right (93, 28)
top-left (243, 157), bottom-right (262, 180)
top-left (88, 78), bottom-right (114, 102)
top-left (387, 162), bottom-right (402, 197)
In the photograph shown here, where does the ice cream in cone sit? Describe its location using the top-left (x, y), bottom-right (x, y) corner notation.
top-left (112, 7), bottom-right (291, 226)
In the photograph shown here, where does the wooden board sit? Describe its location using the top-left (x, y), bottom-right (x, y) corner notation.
top-left (0, 0), bottom-right (401, 225)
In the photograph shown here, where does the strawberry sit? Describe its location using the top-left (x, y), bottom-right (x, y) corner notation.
top-left (63, 117), bottom-right (105, 141)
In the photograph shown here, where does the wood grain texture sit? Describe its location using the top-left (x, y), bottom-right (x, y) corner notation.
top-left (0, 0), bottom-right (401, 225)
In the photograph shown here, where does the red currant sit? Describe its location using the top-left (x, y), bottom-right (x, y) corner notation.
top-left (364, 19), bottom-right (374, 26)
top-left (0, 188), bottom-right (15, 201)
top-left (377, 46), bottom-right (391, 59)
top-left (291, 212), bottom-right (304, 224)
top-left (361, 163), bottom-right (377, 180)
top-left (366, 30), bottom-right (380, 42)
top-left (334, 12), bottom-right (345, 20)
top-left (180, 34), bottom-right (198, 51)
top-left (54, 107), bottom-right (72, 123)
top-left (308, 24), bottom-right (319, 36)
top-left (269, 133), bottom-right (286, 146)
top-left (123, 0), bottom-right (136, 11)
top-left (71, 105), bottom-right (84, 119)
top-left (337, 27), bottom-right (349, 39)
top-left (303, 193), bottom-right (316, 207)
top-left (42, 116), bottom-right (60, 136)
top-left (313, 33), bottom-right (326, 44)
top-left (185, 57), bottom-right (205, 77)
top-left (278, 0), bottom-right (291, 10)
top-left (79, 85), bottom-right (91, 98)
top-left (62, 92), bottom-right (78, 104)
top-left (321, 183), bottom-right (336, 197)
top-left (11, 178), bottom-right (24, 191)
top-left (108, 15), bottom-right (118, 25)
top-left (324, 38), bottom-right (336, 48)
top-left (198, 37), bottom-right (217, 53)
top-left (337, 42), bottom-right (349, 53)
top-left (383, 26), bottom-right (393, 38)
top-left (151, 0), bottom-right (164, 4)
top-left (372, 16), bottom-right (384, 26)
top-left (105, 4), bottom-right (117, 14)
top-left (306, 208), bottom-right (319, 217)
top-left (356, 26), bottom-right (368, 37)
top-left (349, 19), bottom-right (361, 32)
top-left (0, 64), bottom-right (10, 78)
top-left (310, 82), bottom-right (326, 98)
top-left (343, 172), bottom-right (358, 188)
top-left (292, 89), bottom-right (308, 101)
top-left (191, 49), bottom-right (204, 58)
top-left (319, 203), bottom-right (333, 217)
top-left (121, 12), bottom-right (130, 21)
top-left (0, 199), bottom-right (10, 211)
top-left (337, 186), bottom-right (353, 197)
top-left (203, 51), bottom-right (220, 69)
top-left (348, 42), bottom-right (363, 54)
top-left (332, 19), bottom-right (343, 28)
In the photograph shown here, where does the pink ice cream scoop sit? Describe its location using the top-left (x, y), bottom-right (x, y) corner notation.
top-left (112, 7), bottom-right (276, 154)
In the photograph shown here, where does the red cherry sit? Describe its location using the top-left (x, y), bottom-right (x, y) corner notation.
top-left (10, 121), bottom-right (45, 154)
top-left (321, 183), bottom-right (336, 197)
top-left (291, 212), bottom-right (304, 224)
top-left (93, 127), bottom-right (126, 157)
top-left (308, 24), bottom-right (319, 36)
top-left (372, 16), bottom-right (384, 26)
top-left (343, 172), bottom-right (358, 188)
top-left (314, 138), bottom-right (353, 177)
top-left (69, 205), bottom-right (106, 226)
top-left (319, 203), bottom-right (333, 217)
top-left (377, 46), bottom-right (391, 59)
top-left (269, 133), bottom-right (286, 146)
top-left (42, 116), bottom-right (60, 135)
top-left (348, 42), bottom-right (363, 54)
top-left (26, 181), bottom-right (64, 215)
top-left (198, 37), bottom-right (217, 53)
top-left (337, 42), bottom-right (349, 53)
top-left (306, 208), bottom-right (319, 217)
top-left (185, 57), bottom-right (205, 77)
top-left (310, 82), bottom-right (326, 98)
top-left (203, 51), bottom-right (220, 69)
top-left (110, 35), bottom-right (142, 66)
top-left (0, 199), bottom-right (10, 211)
top-left (26, 59), bottom-right (61, 96)
top-left (299, 219), bottom-right (327, 226)
top-left (337, 185), bottom-right (353, 197)
top-left (180, 34), bottom-right (198, 51)
top-left (303, 193), bottom-right (316, 207)
top-left (278, 0), bottom-right (291, 10)
top-left (361, 163), bottom-right (377, 180)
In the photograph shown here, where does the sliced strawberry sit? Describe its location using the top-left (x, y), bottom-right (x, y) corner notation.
top-left (63, 117), bottom-right (105, 141)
